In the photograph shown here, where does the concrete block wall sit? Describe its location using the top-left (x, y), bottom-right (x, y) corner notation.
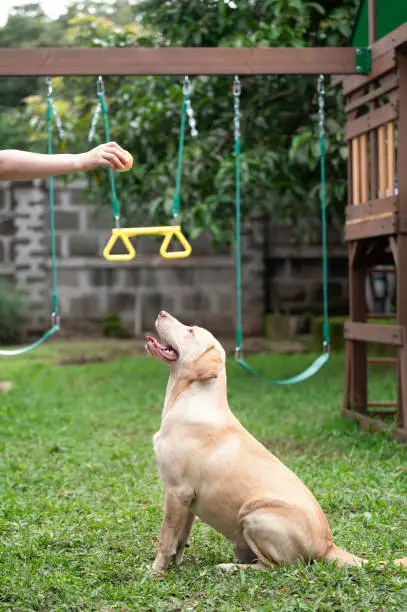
top-left (266, 224), bottom-right (348, 316)
top-left (0, 181), bottom-right (350, 338)
top-left (0, 181), bottom-right (264, 337)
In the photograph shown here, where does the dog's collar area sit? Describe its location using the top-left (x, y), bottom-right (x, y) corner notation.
top-left (145, 335), bottom-right (178, 362)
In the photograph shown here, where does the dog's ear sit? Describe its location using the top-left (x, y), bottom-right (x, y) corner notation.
top-left (189, 345), bottom-right (222, 381)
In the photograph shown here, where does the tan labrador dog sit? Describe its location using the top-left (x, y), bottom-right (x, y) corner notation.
top-left (146, 311), bottom-right (407, 574)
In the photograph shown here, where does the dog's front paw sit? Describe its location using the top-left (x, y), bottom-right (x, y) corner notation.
top-left (151, 558), bottom-right (167, 577)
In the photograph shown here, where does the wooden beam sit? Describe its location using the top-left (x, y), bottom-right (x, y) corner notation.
top-left (344, 322), bottom-right (403, 346)
top-left (342, 50), bottom-right (396, 96)
top-left (368, 0), bottom-right (377, 46)
top-left (344, 73), bottom-right (398, 115)
top-left (345, 100), bottom-right (397, 140)
top-left (345, 214), bottom-right (397, 240)
top-left (368, 357), bottom-right (397, 364)
top-left (0, 47), bottom-right (360, 76)
top-left (332, 22), bottom-right (407, 89)
top-left (346, 196), bottom-right (398, 221)
top-left (342, 408), bottom-right (407, 443)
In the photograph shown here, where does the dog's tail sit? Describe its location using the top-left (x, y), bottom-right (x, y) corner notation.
top-left (325, 544), bottom-right (407, 569)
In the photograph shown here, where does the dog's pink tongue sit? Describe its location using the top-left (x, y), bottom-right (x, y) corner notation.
top-left (145, 336), bottom-right (166, 350)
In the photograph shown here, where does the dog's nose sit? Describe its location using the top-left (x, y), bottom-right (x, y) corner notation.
top-left (158, 311), bottom-right (168, 319)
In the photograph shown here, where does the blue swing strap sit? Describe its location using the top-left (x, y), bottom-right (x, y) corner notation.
top-left (0, 78), bottom-right (60, 357)
top-left (234, 74), bottom-right (330, 384)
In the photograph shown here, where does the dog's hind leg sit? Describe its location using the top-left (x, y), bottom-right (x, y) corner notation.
top-left (217, 535), bottom-right (267, 571)
top-left (324, 544), bottom-right (367, 568)
top-left (174, 511), bottom-right (195, 565)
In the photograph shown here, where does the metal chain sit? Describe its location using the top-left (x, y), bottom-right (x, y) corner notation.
top-left (88, 102), bottom-right (101, 143)
top-left (88, 76), bottom-right (104, 143)
top-left (317, 74), bottom-right (325, 138)
top-left (317, 73), bottom-right (330, 352)
top-left (183, 76), bottom-right (198, 138)
top-left (233, 75), bottom-right (241, 140)
top-left (233, 74), bottom-right (242, 361)
top-left (45, 77), bottom-right (65, 141)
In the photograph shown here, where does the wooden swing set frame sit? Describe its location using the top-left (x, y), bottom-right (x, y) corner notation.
top-left (1, 0), bottom-right (406, 441)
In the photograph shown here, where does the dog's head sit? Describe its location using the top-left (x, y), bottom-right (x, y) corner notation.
top-left (145, 311), bottom-right (225, 381)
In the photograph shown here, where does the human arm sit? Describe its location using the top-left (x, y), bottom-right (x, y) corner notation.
top-left (0, 142), bottom-right (130, 181)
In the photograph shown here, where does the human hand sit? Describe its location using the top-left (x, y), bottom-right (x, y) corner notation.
top-left (76, 142), bottom-right (131, 172)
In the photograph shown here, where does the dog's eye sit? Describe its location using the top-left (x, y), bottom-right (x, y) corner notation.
top-left (188, 328), bottom-right (194, 335)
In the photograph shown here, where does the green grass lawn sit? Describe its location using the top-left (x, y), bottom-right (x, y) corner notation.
top-left (0, 345), bottom-right (406, 611)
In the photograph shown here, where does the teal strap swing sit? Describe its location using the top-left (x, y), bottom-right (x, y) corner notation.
top-left (234, 74), bottom-right (330, 384)
top-left (0, 78), bottom-right (60, 356)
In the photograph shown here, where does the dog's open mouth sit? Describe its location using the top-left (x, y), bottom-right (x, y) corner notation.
top-left (145, 336), bottom-right (178, 362)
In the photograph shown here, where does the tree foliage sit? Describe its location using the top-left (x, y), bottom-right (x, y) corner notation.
top-left (3, 0), bottom-right (359, 243)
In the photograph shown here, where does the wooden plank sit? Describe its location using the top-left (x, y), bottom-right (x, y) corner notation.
top-left (346, 196), bottom-right (398, 220)
top-left (387, 121), bottom-right (395, 196)
top-left (342, 50), bottom-right (396, 96)
top-left (369, 87), bottom-right (379, 201)
top-left (0, 47), bottom-right (359, 76)
top-left (352, 138), bottom-right (360, 205)
top-left (344, 322), bottom-right (403, 345)
top-left (344, 73), bottom-right (398, 114)
top-left (368, 402), bottom-right (397, 408)
top-left (345, 215), bottom-right (397, 240)
top-left (378, 124), bottom-right (387, 197)
top-left (333, 24), bottom-right (407, 90)
top-left (346, 211), bottom-right (393, 225)
top-left (346, 102), bottom-right (397, 140)
top-left (368, 357), bottom-right (397, 363)
top-left (342, 409), bottom-right (407, 443)
top-left (368, 0), bottom-right (377, 46)
top-left (360, 134), bottom-right (369, 202)
top-left (370, 22), bottom-right (407, 59)
top-left (367, 410), bottom-right (397, 419)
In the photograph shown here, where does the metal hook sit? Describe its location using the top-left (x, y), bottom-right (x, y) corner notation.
top-left (183, 75), bottom-right (191, 95)
top-left (235, 345), bottom-right (243, 361)
top-left (97, 75), bottom-right (105, 94)
top-left (45, 77), bottom-right (53, 97)
top-left (233, 75), bottom-right (241, 97)
top-left (317, 74), bottom-right (325, 95)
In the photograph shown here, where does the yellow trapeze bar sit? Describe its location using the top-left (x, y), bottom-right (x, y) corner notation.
top-left (103, 226), bottom-right (192, 261)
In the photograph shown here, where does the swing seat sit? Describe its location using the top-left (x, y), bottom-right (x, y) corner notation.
top-left (103, 226), bottom-right (192, 261)
top-left (0, 324), bottom-right (59, 357)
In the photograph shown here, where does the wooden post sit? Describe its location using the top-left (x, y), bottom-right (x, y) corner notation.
top-left (348, 243), bottom-right (368, 414)
top-left (368, 0), bottom-right (377, 46)
top-left (396, 53), bottom-right (407, 436)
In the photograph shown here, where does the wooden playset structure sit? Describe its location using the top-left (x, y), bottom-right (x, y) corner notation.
top-left (334, 0), bottom-right (407, 442)
top-left (0, 0), bottom-right (406, 440)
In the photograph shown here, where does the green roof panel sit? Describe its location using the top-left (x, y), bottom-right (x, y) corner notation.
top-left (352, 0), bottom-right (407, 47)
